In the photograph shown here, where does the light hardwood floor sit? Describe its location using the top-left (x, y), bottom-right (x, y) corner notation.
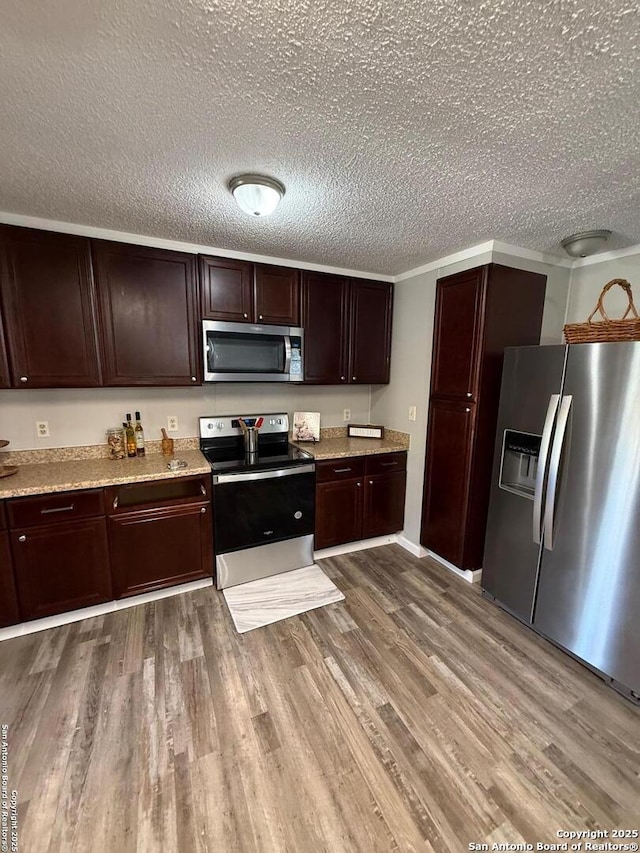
top-left (1, 544), bottom-right (639, 852)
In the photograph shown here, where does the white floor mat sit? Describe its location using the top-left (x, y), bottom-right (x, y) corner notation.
top-left (222, 564), bottom-right (345, 633)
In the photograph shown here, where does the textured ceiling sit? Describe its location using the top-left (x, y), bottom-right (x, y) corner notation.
top-left (1, 0), bottom-right (639, 275)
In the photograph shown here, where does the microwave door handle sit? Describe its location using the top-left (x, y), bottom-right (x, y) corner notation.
top-left (283, 336), bottom-right (292, 374)
top-left (543, 394), bottom-right (572, 551)
top-left (532, 394), bottom-right (560, 544)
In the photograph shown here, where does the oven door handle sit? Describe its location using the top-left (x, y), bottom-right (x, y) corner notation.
top-left (213, 464), bottom-right (315, 484)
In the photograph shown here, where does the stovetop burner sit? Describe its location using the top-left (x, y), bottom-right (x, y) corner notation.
top-left (202, 442), bottom-right (313, 474)
top-left (198, 412), bottom-right (315, 475)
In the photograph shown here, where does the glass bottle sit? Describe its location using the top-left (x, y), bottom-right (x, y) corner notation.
top-left (134, 410), bottom-right (145, 457)
top-left (125, 415), bottom-right (137, 458)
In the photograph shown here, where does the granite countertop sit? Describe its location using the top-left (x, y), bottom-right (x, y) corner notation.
top-left (0, 450), bottom-right (211, 499)
top-left (291, 431), bottom-right (409, 461)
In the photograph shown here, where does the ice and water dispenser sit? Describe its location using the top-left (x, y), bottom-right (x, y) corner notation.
top-left (498, 430), bottom-right (541, 498)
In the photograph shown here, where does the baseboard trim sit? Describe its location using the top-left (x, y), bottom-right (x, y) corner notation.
top-left (426, 550), bottom-right (483, 584)
top-left (0, 577), bottom-right (214, 642)
top-left (314, 534), bottom-right (398, 560)
top-left (396, 534), bottom-right (429, 558)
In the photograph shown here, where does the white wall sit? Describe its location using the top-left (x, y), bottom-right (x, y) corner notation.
top-left (565, 250), bottom-right (640, 325)
top-left (0, 385), bottom-right (371, 450)
top-left (371, 251), bottom-right (571, 549)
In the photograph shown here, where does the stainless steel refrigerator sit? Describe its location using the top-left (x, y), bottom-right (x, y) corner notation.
top-left (482, 341), bottom-right (640, 701)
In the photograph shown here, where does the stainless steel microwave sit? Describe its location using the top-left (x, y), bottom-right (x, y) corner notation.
top-left (202, 320), bottom-right (304, 382)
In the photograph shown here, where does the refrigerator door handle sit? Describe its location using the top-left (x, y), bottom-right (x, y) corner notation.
top-left (533, 394), bottom-right (561, 545)
top-left (543, 394), bottom-right (573, 551)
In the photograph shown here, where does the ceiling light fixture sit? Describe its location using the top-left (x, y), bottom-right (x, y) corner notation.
top-left (229, 174), bottom-right (285, 217)
top-left (560, 230), bottom-right (612, 258)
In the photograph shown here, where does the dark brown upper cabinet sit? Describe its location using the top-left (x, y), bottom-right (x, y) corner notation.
top-left (0, 308), bottom-right (10, 390)
top-left (254, 264), bottom-right (299, 325)
top-left (421, 263), bottom-right (547, 570)
top-left (0, 225), bottom-right (101, 387)
top-left (301, 271), bottom-right (350, 383)
top-left (349, 279), bottom-right (393, 384)
top-left (93, 241), bottom-right (200, 386)
top-left (200, 256), bottom-right (300, 326)
top-left (200, 256), bottom-right (253, 322)
top-left (301, 272), bottom-right (393, 384)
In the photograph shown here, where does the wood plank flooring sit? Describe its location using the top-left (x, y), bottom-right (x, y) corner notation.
top-left (1, 544), bottom-right (639, 852)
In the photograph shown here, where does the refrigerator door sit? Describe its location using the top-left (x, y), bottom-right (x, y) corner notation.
top-left (482, 345), bottom-right (566, 622)
top-left (534, 342), bottom-right (640, 695)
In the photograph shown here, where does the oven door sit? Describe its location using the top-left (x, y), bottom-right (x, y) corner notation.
top-left (203, 320), bottom-right (303, 382)
top-left (213, 466), bottom-right (315, 554)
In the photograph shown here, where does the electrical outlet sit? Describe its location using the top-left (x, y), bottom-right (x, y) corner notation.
top-left (36, 420), bottom-right (50, 438)
top-left (167, 416), bottom-right (179, 432)
top-left (408, 405), bottom-right (417, 422)
top-left (343, 408), bottom-right (351, 422)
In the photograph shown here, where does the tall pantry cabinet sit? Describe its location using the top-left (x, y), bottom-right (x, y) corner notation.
top-left (420, 264), bottom-right (547, 571)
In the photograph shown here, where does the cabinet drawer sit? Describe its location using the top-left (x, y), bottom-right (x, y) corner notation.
top-left (106, 475), bottom-right (211, 514)
top-left (7, 488), bottom-right (104, 529)
top-left (365, 453), bottom-right (407, 476)
top-left (315, 458), bottom-right (365, 483)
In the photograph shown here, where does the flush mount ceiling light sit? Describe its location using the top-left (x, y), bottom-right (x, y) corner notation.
top-left (560, 229), bottom-right (612, 258)
top-left (229, 174), bottom-right (285, 217)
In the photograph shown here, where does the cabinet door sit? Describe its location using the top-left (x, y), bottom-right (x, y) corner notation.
top-left (301, 272), bottom-right (349, 384)
top-left (0, 226), bottom-right (101, 387)
top-left (94, 241), bottom-right (200, 386)
top-left (109, 503), bottom-right (212, 598)
top-left (12, 518), bottom-right (112, 620)
top-left (430, 267), bottom-right (486, 400)
top-left (0, 309), bottom-right (9, 389)
top-left (254, 264), bottom-right (300, 326)
top-left (200, 255), bottom-right (253, 322)
top-left (363, 471), bottom-right (407, 539)
top-left (349, 279), bottom-right (393, 384)
top-left (420, 399), bottom-right (476, 565)
top-left (0, 531), bottom-right (20, 628)
top-left (315, 479), bottom-right (363, 549)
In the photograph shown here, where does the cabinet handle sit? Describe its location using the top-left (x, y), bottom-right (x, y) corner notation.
top-left (465, 407), bottom-right (471, 413)
top-left (18, 535), bottom-right (26, 542)
top-left (243, 313), bottom-right (248, 319)
top-left (380, 461), bottom-right (398, 467)
top-left (357, 481), bottom-right (362, 487)
top-left (341, 376), bottom-right (346, 381)
top-left (113, 496), bottom-right (119, 509)
top-left (41, 504), bottom-right (74, 515)
top-left (466, 392), bottom-right (472, 398)
top-left (20, 376), bottom-right (28, 383)
top-left (333, 467), bottom-right (352, 473)
top-left (369, 480), bottom-right (373, 485)
top-left (352, 376), bottom-right (357, 381)
top-left (258, 314), bottom-right (263, 320)
top-left (191, 376), bottom-right (197, 382)
top-left (200, 483), bottom-right (207, 495)
top-left (200, 507), bottom-right (206, 514)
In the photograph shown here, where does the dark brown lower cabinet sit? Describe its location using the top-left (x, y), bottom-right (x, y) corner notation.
top-left (363, 471), bottom-right (407, 539)
top-left (106, 476), bottom-right (213, 598)
top-left (0, 531), bottom-right (20, 627)
top-left (11, 517), bottom-right (112, 620)
top-left (315, 479), bottom-right (364, 550)
top-left (315, 453), bottom-right (407, 550)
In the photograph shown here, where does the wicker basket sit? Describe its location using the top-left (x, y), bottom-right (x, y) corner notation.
top-left (563, 279), bottom-right (640, 344)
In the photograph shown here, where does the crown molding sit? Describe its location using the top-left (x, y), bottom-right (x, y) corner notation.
top-left (0, 211), bottom-right (395, 283)
top-left (393, 241), bottom-right (495, 282)
top-left (491, 240), bottom-right (573, 268)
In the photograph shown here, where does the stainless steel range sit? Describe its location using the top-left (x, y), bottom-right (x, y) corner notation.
top-left (199, 413), bottom-right (315, 589)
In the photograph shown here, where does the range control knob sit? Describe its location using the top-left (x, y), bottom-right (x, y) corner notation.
top-left (294, 511), bottom-right (302, 520)
top-left (208, 423), bottom-right (214, 429)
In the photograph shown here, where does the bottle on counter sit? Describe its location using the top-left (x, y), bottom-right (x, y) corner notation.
top-left (125, 414), bottom-right (137, 458)
top-left (134, 410), bottom-right (145, 457)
